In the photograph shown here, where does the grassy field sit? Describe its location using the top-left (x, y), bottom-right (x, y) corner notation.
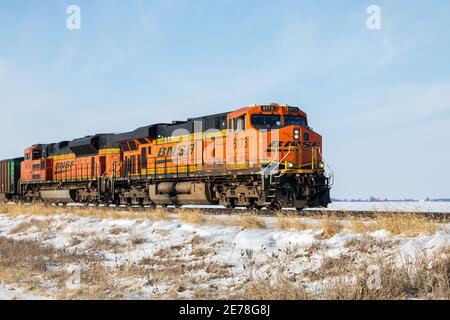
top-left (0, 203), bottom-right (448, 300)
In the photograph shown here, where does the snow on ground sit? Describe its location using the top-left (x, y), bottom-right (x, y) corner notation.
top-left (0, 284), bottom-right (48, 300)
top-left (320, 201), bottom-right (450, 213)
top-left (0, 209), bottom-right (449, 299)
top-left (182, 201), bottom-right (450, 213)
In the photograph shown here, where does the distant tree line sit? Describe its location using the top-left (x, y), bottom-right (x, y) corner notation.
top-left (331, 197), bottom-right (450, 202)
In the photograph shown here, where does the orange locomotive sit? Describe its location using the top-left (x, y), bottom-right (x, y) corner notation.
top-left (4, 103), bottom-right (331, 210)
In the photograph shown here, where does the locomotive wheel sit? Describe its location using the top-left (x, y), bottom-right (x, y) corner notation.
top-left (269, 202), bottom-right (282, 211)
top-left (224, 198), bottom-right (236, 209)
top-left (247, 200), bottom-right (263, 211)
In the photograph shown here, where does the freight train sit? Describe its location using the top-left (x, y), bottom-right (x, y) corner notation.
top-left (0, 103), bottom-right (331, 210)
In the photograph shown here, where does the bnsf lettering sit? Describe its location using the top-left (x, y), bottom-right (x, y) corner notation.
top-left (55, 161), bottom-right (74, 169)
top-left (268, 141), bottom-right (283, 148)
top-left (157, 148), bottom-right (167, 157)
top-left (54, 161), bottom-right (74, 174)
top-left (157, 144), bottom-right (195, 158)
top-left (266, 141), bottom-right (318, 152)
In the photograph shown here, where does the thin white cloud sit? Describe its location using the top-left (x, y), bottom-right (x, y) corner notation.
top-left (331, 83), bottom-right (450, 128)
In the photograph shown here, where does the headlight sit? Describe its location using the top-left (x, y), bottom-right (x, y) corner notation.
top-left (287, 162), bottom-right (294, 168)
top-left (318, 162), bottom-right (325, 169)
top-left (293, 129), bottom-right (300, 140)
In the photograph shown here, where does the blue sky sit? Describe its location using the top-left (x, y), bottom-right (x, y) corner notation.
top-left (0, 0), bottom-right (449, 199)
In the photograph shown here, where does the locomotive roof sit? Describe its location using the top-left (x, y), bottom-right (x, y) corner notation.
top-left (42, 111), bottom-right (229, 156)
top-left (39, 105), bottom-right (311, 157)
top-left (114, 111), bottom-right (229, 142)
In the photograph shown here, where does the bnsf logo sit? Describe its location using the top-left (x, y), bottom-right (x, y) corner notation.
top-left (266, 141), bottom-right (318, 152)
top-left (55, 161), bottom-right (74, 174)
top-left (157, 144), bottom-right (195, 158)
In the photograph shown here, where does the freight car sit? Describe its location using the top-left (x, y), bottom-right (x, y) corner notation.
top-left (0, 158), bottom-right (23, 202)
top-left (0, 103), bottom-right (331, 210)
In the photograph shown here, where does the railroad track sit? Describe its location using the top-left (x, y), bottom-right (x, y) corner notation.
top-left (58, 205), bottom-right (450, 222)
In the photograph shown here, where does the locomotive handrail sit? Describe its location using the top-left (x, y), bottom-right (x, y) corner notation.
top-left (318, 147), bottom-right (334, 187)
top-left (261, 147), bottom-right (293, 177)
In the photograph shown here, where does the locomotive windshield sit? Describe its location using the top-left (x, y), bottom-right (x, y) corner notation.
top-left (284, 115), bottom-right (307, 127)
top-left (251, 115), bottom-right (282, 129)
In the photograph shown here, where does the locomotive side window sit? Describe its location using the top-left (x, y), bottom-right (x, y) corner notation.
top-left (221, 116), bottom-right (227, 129)
top-left (251, 115), bottom-right (282, 129)
top-left (284, 115), bottom-right (307, 127)
top-left (129, 141), bottom-right (138, 151)
top-left (121, 143), bottom-right (130, 152)
top-left (233, 116), bottom-right (246, 131)
top-left (32, 150), bottom-right (41, 160)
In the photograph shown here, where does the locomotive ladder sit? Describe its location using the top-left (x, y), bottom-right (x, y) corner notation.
top-left (261, 148), bottom-right (292, 202)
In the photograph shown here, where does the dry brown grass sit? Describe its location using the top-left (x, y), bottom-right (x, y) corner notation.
top-left (323, 247), bottom-right (450, 300)
top-left (228, 214), bottom-right (267, 229)
top-left (302, 241), bottom-right (328, 258)
top-left (130, 233), bottom-right (146, 245)
top-left (276, 214), bottom-right (309, 231)
top-left (110, 226), bottom-right (129, 235)
top-left (69, 236), bottom-right (83, 246)
top-left (344, 213), bottom-right (441, 237)
top-left (191, 286), bottom-right (212, 300)
top-left (191, 247), bottom-right (213, 258)
top-left (1, 212), bottom-right (448, 300)
top-left (0, 237), bottom-right (60, 272)
top-left (347, 216), bottom-right (377, 234)
top-left (150, 207), bottom-right (169, 221)
top-left (239, 275), bottom-right (312, 300)
top-left (3, 203), bottom-right (57, 216)
top-left (306, 254), bottom-right (355, 281)
top-left (344, 235), bottom-right (399, 254)
top-left (190, 234), bottom-right (203, 246)
top-left (321, 215), bottom-right (343, 239)
top-left (0, 203), bottom-right (174, 222)
top-left (0, 236), bottom-right (104, 298)
top-left (0, 202), bottom-right (8, 213)
top-left (374, 213), bottom-right (439, 237)
top-left (179, 209), bottom-right (204, 224)
top-left (70, 225), bottom-right (95, 238)
top-left (9, 221), bottom-right (35, 234)
top-left (9, 219), bottom-right (52, 234)
top-left (1, 204), bottom-right (445, 240)
top-left (138, 256), bottom-right (231, 286)
top-left (235, 246), bottom-right (450, 300)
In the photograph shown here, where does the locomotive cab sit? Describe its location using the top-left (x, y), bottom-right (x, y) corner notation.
top-left (227, 103), bottom-right (325, 173)
top-left (21, 145), bottom-right (48, 182)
